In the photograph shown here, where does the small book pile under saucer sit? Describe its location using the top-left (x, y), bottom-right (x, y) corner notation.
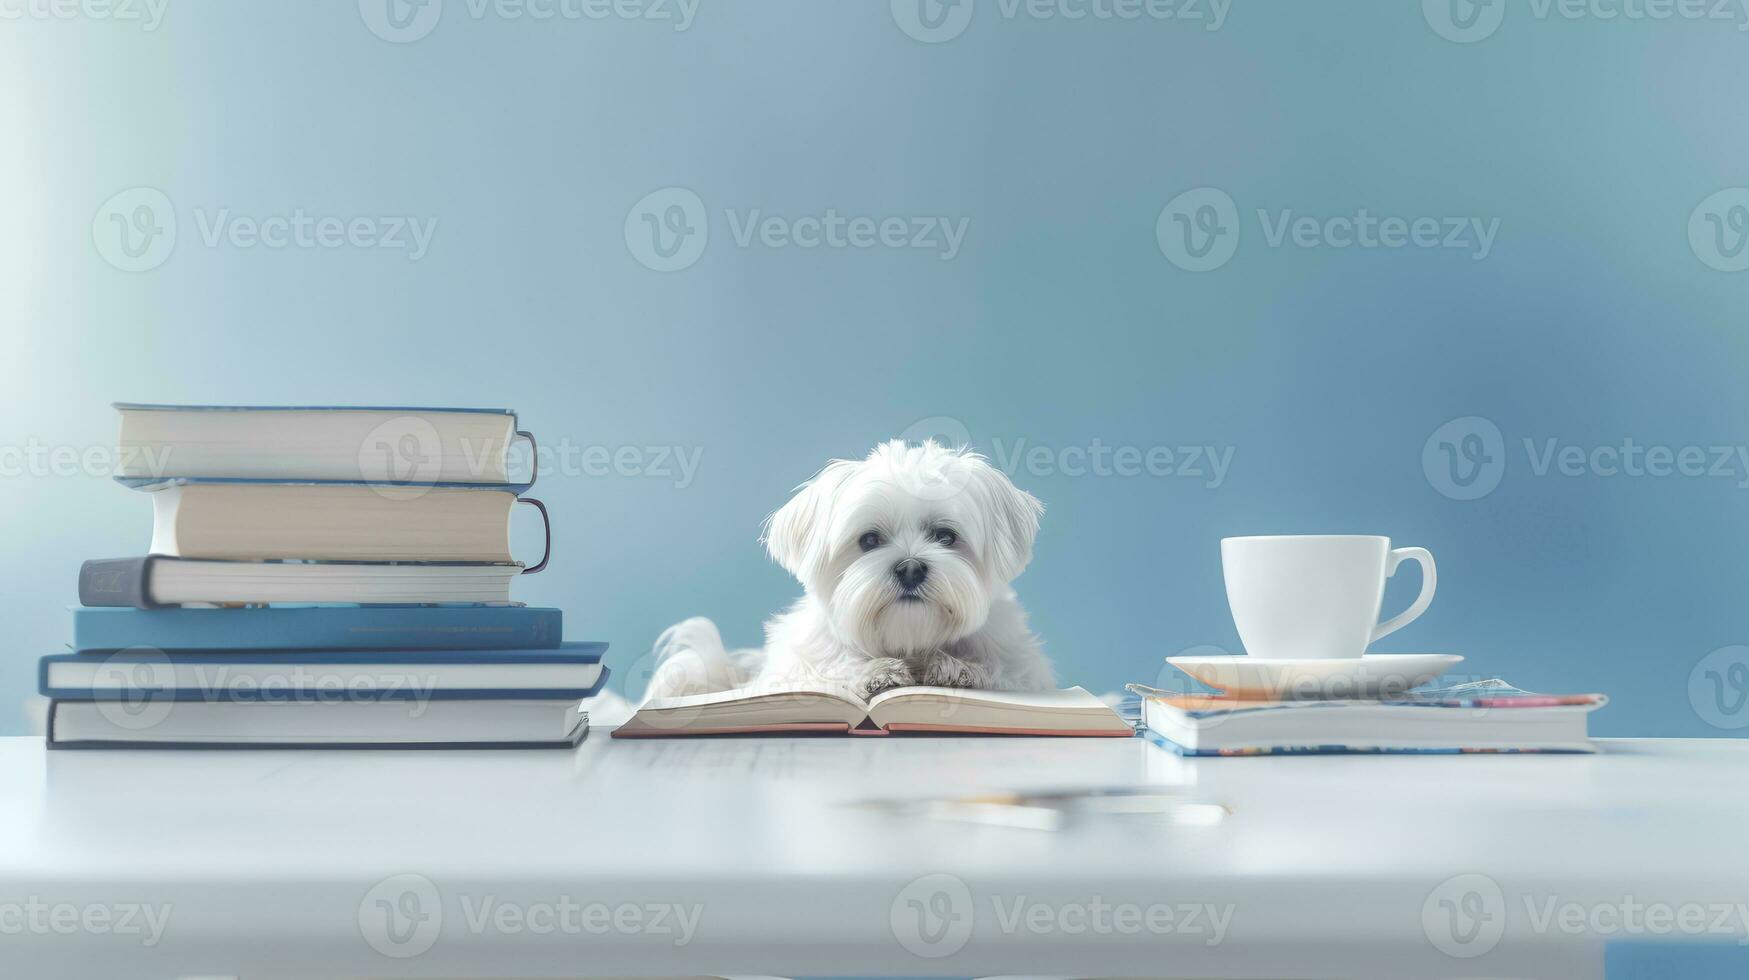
top-left (40, 403), bottom-right (607, 749)
top-left (1136, 654), bottom-right (1607, 756)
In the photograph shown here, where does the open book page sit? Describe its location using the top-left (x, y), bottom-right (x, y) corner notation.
top-left (867, 686), bottom-right (1133, 735)
top-left (614, 683), bottom-right (1134, 737)
top-left (614, 682), bottom-right (869, 736)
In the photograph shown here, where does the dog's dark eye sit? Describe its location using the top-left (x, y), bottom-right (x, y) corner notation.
top-left (858, 531), bottom-right (884, 552)
top-left (932, 528), bottom-right (958, 548)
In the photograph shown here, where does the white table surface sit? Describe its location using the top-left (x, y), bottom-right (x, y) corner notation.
top-left (3, 734), bottom-right (1747, 979)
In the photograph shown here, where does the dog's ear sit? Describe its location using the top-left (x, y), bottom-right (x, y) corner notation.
top-left (762, 458), bottom-right (859, 582)
top-left (967, 458), bottom-right (1044, 583)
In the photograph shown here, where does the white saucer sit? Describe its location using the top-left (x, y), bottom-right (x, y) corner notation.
top-left (1165, 653), bottom-right (1464, 700)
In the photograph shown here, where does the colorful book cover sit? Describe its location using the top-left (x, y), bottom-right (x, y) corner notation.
top-left (1134, 680), bottom-right (1607, 756)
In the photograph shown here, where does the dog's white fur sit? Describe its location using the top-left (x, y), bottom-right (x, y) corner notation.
top-left (646, 439), bottom-right (1055, 701)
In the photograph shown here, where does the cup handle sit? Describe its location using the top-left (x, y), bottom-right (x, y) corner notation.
top-left (1370, 547), bottom-right (1436, 645)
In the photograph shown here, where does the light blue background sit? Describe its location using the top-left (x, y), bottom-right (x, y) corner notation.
top-left (4, 0), bottom-right (1748, 737)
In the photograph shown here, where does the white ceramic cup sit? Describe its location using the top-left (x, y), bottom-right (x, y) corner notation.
top-left (1221, 535), bottom-right (1436, 660)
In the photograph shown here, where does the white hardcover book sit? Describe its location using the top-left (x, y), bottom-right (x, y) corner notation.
top-left (48, 699), bottom-right (588, 748)
top-left (115, 403), bottom-right (526, 484)
top-left (141, 481), bottom-right (535, 563)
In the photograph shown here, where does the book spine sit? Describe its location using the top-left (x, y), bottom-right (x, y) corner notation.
top-left (71, 606), bottom-right (564, 653)
top-left (78, 557), bottom-right (160, 609)
top-left (41, 667), bottom-right (610, 703)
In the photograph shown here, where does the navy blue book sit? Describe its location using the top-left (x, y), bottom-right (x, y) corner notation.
top-left (71, 605), bottom-right (562, 653)
top-left (41, 643), bottom-right (608, 701)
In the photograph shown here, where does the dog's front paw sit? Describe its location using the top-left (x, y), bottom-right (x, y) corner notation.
top-left (853, 658), bottom-right (915, 699)
top-left (920, 652), bottom-right (990, 689)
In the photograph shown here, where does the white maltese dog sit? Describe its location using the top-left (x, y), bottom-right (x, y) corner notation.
top-left (646, 439), bottom-right (1055, 701)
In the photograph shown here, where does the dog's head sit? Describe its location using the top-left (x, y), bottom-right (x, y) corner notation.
top-left (762, 439), bottom-right (1043, 656)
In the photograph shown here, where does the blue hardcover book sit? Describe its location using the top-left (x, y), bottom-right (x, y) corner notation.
top-left (71, 605), bottom-right (563, 653)
top-left (40, 644), bottom-right (608, 701)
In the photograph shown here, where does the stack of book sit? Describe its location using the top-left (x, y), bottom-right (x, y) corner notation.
top-left (1136, 678), bottom-right (1607, 756)
top-left (40, 404), bottom-right (607, 749)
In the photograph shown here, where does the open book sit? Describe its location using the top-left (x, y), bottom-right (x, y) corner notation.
top-left (612, 684), bottom-right (1133, 737)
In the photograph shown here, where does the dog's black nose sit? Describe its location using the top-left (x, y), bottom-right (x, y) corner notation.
top-left (893, 558), bottom-right (928, 592)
